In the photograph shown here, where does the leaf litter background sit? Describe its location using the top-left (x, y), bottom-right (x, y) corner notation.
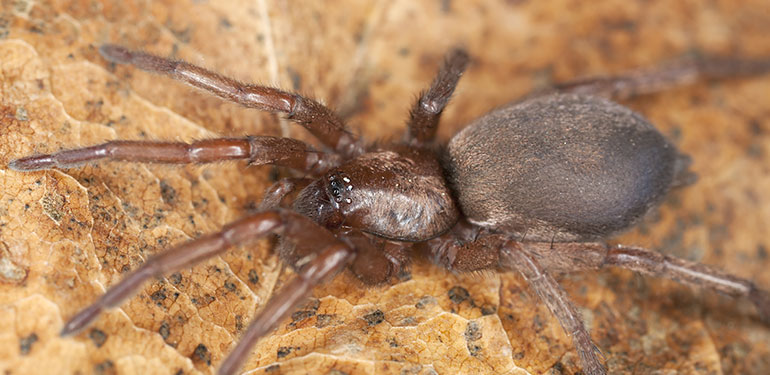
top-left (1, 0), bottom-right (770, 374)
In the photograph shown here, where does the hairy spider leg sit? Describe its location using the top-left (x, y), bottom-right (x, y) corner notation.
top-left (59, 209), bottom-right (354, 375)
top-left (406, 48), bottom-right (470, 145)
top-left (426, 223), bottom-right (770, 374)
top-left (522, 242), bottom-right (770, 324)
top-left (99, 44), bottom-right (363, 158)
top-left (218, 243), bottom-right (352, 375)
top-left (9, 136), bottom-right (339, 175)
top-left (258, 177), bottom-right (314, 210)
top-left (425, 224), bottom-right (606, 374)
top-left (500, 242), bottom-right (607, 375)
top-left (338, 228), bottom-right (410, 285)
top-left (535, 54), bottom-right (770, 100)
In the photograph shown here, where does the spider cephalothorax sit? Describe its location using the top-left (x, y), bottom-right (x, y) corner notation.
top-left (9, 45), bottom-right (770, 375)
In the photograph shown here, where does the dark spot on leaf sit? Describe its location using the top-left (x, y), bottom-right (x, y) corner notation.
top-left (481, 304), bottom-right (497, 315)
top-left (448, 286), bottom-right (470, 304)
top-left (169, 272), bottom-right (182, 285)
top-left (747, 142), bottom-right (763, 158)
top-left (151, 289), bottom-right (167, 305)
top-left (89, 328), bottom-right (107, 347)
top-left (291, 310), bottom-right (316, 322)
top-left (465, 321), bottom-right (481, 341)
top-left (304, 298), bottom-right (320, 311)
top-left (159, 320), bottom-right (170, 340)
top-left (224, 280), bottom-right (237, 292)
top-left (363, 309), bottom-right (385, 326)
top-left (193, 343), bottom-right (211, 366)
top-left (551, 361), bottom-right (565, 374)
top-left (247, 269), bottom-right (259, 284)
top-left (415, 295), bottom-right (436, 309)
top-left (316, 314), bottom-right (334, 328)
top-left (169, 27), bottom-right (191, 44)
top-left (159, 180), bottom-right (176, 205)
top-left (467, 344), bottom-right (481, 356)
top-left (277, 346), bottom-right (300, 358)
top-left (265, 364), bottom-right (280, 373)
top-left (749, 119), bottom-right (763, 135)
top-left (533, 314), bottom-right (544, 331)
top-left (19, 333), bottom-right (38, 355)
top-left (235, 315), bottom-right (244, 332)
top-left (286, 66), bottom-right (302, 91)
top-left (94, 360), bottom-right (116, 375)
top-left (440, 0), bottom-right (453, 13)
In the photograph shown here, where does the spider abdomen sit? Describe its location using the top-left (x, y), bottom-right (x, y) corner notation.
top-left (446, 94), bottom-right (678, 242)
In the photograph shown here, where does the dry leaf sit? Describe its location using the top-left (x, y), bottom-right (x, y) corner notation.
top-left (1, 1), bottom-right (770, 374)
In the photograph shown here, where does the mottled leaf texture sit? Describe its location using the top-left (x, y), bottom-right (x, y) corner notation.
top-left (1, 1), bottom-right (770, 374)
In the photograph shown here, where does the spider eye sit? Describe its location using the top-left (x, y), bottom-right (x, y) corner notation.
top-left (329, 179), bottom-right (343, 202)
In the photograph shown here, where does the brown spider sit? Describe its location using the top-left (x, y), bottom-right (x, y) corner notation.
top-left (9, 45), bottom-right (770, 375)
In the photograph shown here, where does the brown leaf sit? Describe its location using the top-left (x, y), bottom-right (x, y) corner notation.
top-left (2, 1), bottom-right (770, 374)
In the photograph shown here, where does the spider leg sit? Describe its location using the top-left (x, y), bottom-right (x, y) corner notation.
top-left (405, 48), bottom-right (470, 145)
top-left (337, 228), bottom-right (410, 285)
top-left (258, 177), bottom-right (313, 210)
top-left (432, 226), bottom-right (770, 369)
top-left (218, 242), bottom-right (351, 375)
top-left (423, 223), bottom-right (606, 374)
top-left (59, 209), bottom-right (353, 341)
top-left (423, 219), bottom-right (503, 272)
top-left (9, 136), bottom-right (338, 175)
top-left (500, 241), bottom-right (607, 375)
top-left (605, 245), bottom-right (770, 324)
top-left (523, 242), bottom-right (770, 324)
top-left (533, 54), bottom-right (770, 100)
top-left (99, 45), bottom-right (362, 157)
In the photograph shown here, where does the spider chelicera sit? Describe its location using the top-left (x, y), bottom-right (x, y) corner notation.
top-left (9, 45), bottom-right (770, 375)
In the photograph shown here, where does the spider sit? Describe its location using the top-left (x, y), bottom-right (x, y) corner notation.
top-left (8, 44), bottom-right (770, 375)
